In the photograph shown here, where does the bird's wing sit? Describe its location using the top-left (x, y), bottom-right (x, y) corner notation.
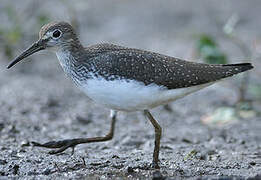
top-left (85, 44), bottom-right (253, 89)
top-left (85, 43), bottom-right (130, 55)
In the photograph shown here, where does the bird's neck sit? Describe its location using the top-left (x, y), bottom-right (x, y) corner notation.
top-left (56, 42), bottom-right (84, 70)
top-left (55, 45), bottom-right (84, 86)
top-left (56, 48), bottom-right (75, 72)
top-left (55, 41), bottom-right (91, 87)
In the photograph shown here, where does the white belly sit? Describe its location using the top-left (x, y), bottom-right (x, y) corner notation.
top-left (78, 77), bottom-right (213, 112)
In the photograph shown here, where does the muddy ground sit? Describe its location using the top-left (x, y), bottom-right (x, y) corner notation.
top-left (0, 0), bottom-right (261, 179)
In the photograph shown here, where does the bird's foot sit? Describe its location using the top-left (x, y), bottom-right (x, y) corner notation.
top-left (31, 139), bottom-right (78, 155)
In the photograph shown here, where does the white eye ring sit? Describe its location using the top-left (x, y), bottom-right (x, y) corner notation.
top-left (52, 29), bottom-right (62, 39)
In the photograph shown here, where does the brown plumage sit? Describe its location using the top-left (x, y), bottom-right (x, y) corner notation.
top-left (80, 43), bottom-right (253, 89)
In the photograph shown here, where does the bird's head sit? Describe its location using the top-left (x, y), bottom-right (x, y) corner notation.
top-left (7, 21), bottom-right (78, 69)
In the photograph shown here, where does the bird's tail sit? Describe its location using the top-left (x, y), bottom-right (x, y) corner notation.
top-left (221, 63), bottom-right (253, 74)
top-left (185, 62), bottom-right (254, 87)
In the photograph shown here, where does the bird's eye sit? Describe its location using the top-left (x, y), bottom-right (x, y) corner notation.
top-left (52, 30), bottom-right (62, 38)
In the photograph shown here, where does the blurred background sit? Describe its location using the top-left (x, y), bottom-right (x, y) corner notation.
top-left (0, 0), bottom-right (260, 178)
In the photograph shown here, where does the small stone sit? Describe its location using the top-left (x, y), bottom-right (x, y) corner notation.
top-left (0, 123), bottom-right (4, 131)
top-left (20, 140), bottom-right (30, 147)
top-left (249, 161), bottom-right (256, 166)
top-left (152, 170), bottom-right (165, 180)
top-left (0, 159), bottom-right (7, 165)
top-left (43, 168), bottom-right (51, 175)
top-left (127, 166), bottom-right (134, 173)
top-left (75, 115), bottom-right (92, 124)
top-left (111, 155), bottom-right (119, 159)
top-left (46, 98), bottom-right (59, 107)
top-left (13, 164), bottom-right (19, 175)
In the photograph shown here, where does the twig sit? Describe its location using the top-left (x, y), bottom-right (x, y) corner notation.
top-left (223, 14), bottom-right (252, 103)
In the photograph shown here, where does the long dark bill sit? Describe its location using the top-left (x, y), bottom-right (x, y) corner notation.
top-left (7, 39), bottom-right (46, 69)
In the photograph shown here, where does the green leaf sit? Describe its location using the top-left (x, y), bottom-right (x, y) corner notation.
top-left (184, 149), bottom-right (197, 161)
top-left (37, 15), bottom-right (50, 27)
top-left (196, 35), bottom-right (217, 52)
top-left (196, 34), bottom-right (228, 64)
top-left (6, 28), bottom-right (22, 44)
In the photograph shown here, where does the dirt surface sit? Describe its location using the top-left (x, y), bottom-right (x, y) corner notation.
top-left (0, 0), bottom-right (261, 179)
